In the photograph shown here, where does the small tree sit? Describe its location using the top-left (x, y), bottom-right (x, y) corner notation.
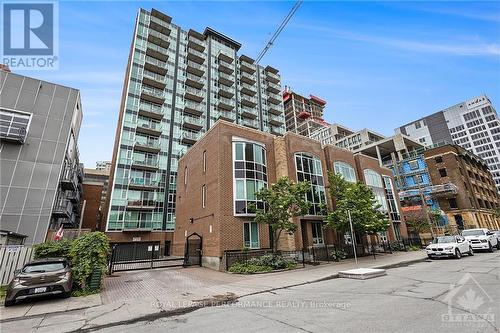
top-left (404, 208), bottom-right (442, 236)
top-left (326, 172), bottom-right (389, 237)
top-left (253, 177), bottom-right (311, 252)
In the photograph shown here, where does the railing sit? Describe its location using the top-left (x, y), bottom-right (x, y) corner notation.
top-left (146, 43), bottom-right (169, 56)
top-left (217, 109), bottom-right (235, 121)
top-left (187, 60), bottom-right (205, 72)
top-left (267, 81), bottom-right (281, 91)
top-left (148, 29), bottom-right (169, 41)
top-left (183, 131), bottom-right (200, 141)
top-left (150, 16), bottom-right (171, 30)
top-left (129, 178), bottom-right (160, 187)
top-left (143, 70), bottom-right (166, 84)
top-left (268, 113), bottom-right (283, 123)
top-left (219, 72), bottom-right (234, 83)
top-left (218, 96), bottom-right (235, 107)
top-left (135, 137), bottom-right (160, 149)
top-left (132, 158), bottom-right (159, 168)
top-left (241, 95), bottom-right (258, 105)
top-left (145, 55), bottom-right (167, 69)
top-left (266, 71), bottom-right (280, 82)
top-left (188, 36), bottom-right (205, 49)
top-left (139, 101), bottom-right (163, 116)
top-left (240, 71), bottom-right (256, 82)
top-left (127, 199), bottom-right (157, 208)
top-left (241, 118), bottom-right (259, 128)
top-left (183, 115), bottom-right (203, 127)
top-left (240, 82), bottom-right (256, 91)
top-left (185, 86), bottom-right (204, 98)
top-left (142, 86), bottom-right (164, 99)
top-left (188, 47), bottom-right (205, 59)
top-left (184, 100), bottom-right (204, 112)
top-left (240, 106), bottom-right (258, 117)
top-left (137, 119), bottom-right (162, 132)
top-left (186, 73), bottom-right (204, 86)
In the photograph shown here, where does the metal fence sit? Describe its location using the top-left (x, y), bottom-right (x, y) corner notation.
top-left (0, 245), bottom-right (34, 285)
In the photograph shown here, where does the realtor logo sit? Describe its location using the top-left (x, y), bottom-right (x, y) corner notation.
top-left (441, 273), bottom-right (495, 328)
top-left (1, 1), bottom-right (59, 69)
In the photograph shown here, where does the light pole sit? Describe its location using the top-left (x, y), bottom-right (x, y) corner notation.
top-left (348, 210), bottom-right (358, 268)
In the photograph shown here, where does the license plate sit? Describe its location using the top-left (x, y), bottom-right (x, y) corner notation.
top-left (34, 287), bottom-right (47, 293)
top-left (434, 253), bottom-right (441, 255)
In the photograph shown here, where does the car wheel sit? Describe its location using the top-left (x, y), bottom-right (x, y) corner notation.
top-left (455, 248), bottom-right (461, 259)
top-left (468, 247), bottom-right (474, 256)
top-left (488, 242), bottom-right (493, 253)
top-left (497, 242), bottom-right (500, 250)
top-left (4, 299), bottom-right (15, 307)
top-left (427, 254), bottom-right (433, 259)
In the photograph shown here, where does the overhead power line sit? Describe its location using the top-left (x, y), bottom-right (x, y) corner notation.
top-left (255, 0), bottom-right (303, 64)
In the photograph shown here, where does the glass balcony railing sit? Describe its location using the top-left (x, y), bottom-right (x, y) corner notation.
top-left (218, 72), bottom-right (234, 83)
top-left (218, 96), bottom-right (235, 107)
top-left (187, 61), bottom-right (205, 72)
top-left (139, 102), bottom-right (163, 116)
top-left (183, 115), bottom-right (204, 127)
top-left (188, 36), bottom-right (205, 50)
top-left (137, 119), bottom-right (162, 132)
top-left (188, 47), bottom-right (205, 59)
top-left (149, 29), bottom-right (169, 41)
top-left (182, 131), bottom-right (201, 141)
top-left (241, 106), bottom-right (258, 117)
top-left (150, 16), bottom-right (170, 30)
top-left (142, 86), bottom-right (164, 99)
top-left (129, 177), bottom-right (160, 187)
top-left (143, 70), bottom-right (166, 84)
top-left (132, 158), bottom-right (159, 168)
top-left (135, 137), bottom-right (161, 149)
top-left (145, 55), bottom-right (167, 69)
top-left (146, 43), bottom-right (169, 56)
top-left (186, 73), bottom-right (204, 86)
top-left (123, 220), bottom-right (153, 230)
top-left (240, 71), bottom-right (256, 83)
top-left (185, 86), bottom-right (204, 98)
top-left (241, 118), bottom-right (259, 129)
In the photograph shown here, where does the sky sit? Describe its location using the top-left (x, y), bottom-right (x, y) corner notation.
top-left (16, 1), bottom-right (500, 168)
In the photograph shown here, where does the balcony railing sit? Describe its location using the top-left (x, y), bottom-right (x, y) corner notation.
top-left (131, 158), bottom-right (159, 169)
top-left (139, 101), bottom-right (163, 119)
top-left (218, 59), bottom-right (234, 74)
top-left (184, 86), bottom-right (204, 102)
top-left (150, 16), bottom-right (171, 35)
top-left (129, 178), bottom-right (160, 188)
top-left (266, 71), bottom-right (280, 83)
top-left (135, 137), bottom-right (161, 151)
top-left (183, 115), bottom-right (204, 129)
top-left (187, 47), bottom-right (205, 64)
top-left (218, 51), bottom-right (234, 63)
top-left (266, 81), bottom-right (281, 94)
top-left (184, 100), bottom-right (204, 116)
top-left (186, 60), bottom-right (205, 76)
top-left (181, 131), bottom-right (201, 144)
top-left (142, 70), bottom-right (166, 89)
top-left (241, 118), bottom-right (259, 129)
top-left (141, 86), bottom-right (164, 99)
top-left (240, 106), bottom-right (258, 119)
top-left (240, 71), bottom-right (256, 84)
top-left (188, 36), bottom-right (205, 51)
top-left (240, 82), bottom-right (257, 96)
top-left (268, 113), bottom-right (283, 126)
top-left (146, 43), bottom-right (169, 61)
top-left (218, 96), bottom-right (235, 110)
top-left (268, 105), bottom-right (282, 115)
top-left (218, 86), bottom-right (234, 99)
top-left (218, 72), bottom-right (234, 86)
top-left (217, 110), bottom-right (235, 122)
top-left (52, 199), bottom-right (72, 218)
top-left (185, 73), bottom-right (204, 89)
top-left (240, 60), bottom-right (255, 74)
top-left (267, 94), bottom-right (281, 105)
top-left (127, 200), bottom-right (157, 210)
top-left (240, 94), bottom-right (258, 107)
top-left (137, 119), bottom-right (162, 135)
top-left (123, 221), bottom-right (153, 230)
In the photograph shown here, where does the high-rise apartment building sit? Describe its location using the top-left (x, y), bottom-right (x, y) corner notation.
top-left (0, 70), bottom-right (83, 244)
top-left (104, 8), bottom-right (286, 250)
top-left (396, 95), bottom-right (500, 192)
top-left (283, 88), bottom-right (328, 137)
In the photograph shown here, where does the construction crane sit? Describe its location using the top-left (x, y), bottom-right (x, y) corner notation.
top-left (255, 0), bottom-right (303, 64)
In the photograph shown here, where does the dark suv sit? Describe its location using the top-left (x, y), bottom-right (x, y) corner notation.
top-left (4, 258), bottom-right (72, 307)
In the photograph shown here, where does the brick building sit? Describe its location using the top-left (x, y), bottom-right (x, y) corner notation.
top-left (423, 144), bottom-right (500, 231)
top-left (81, 168), bottom-right (110, 231)
top-left (173, 121), bottom-right (407, 270)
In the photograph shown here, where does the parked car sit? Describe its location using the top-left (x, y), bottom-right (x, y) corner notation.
top-left (425, 235), bottom-right (473, 259)
top-left (4, 258), bottom-right (72, 307)
top-left (491, 230), bottom-right (500, 245)
top-left (461, 228), bottom-right (499, 252)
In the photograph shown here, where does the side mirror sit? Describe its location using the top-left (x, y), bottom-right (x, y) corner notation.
top-left (487, 232), bottom-right (493, 236)
top-left (14, 269), bottom-right (21, 275)
top-left (457, 238), bottom-right (463, 243)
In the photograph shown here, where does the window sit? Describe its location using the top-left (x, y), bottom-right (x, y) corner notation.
top-left (243, 222), bottom-right (259, 248)
top-left (448, 198), bottom-right (458, 209)
top-left (408, 160), bottom-right (419, 170)
top-left (435, 156), bottom-right (443, 163)
top-left (295, 153), bottom-right (326, 215)
top-left (203, 150), bottom-right (207, 173)
top-left (438, 168), bottom-right (447, 177)
top-left (0, 109), bottom-right (31, 143)
top-left (364, 169), bottom-right (383, 188)
top-left (383, 176), bottom-right (400, 221)
top-left (364, 169), bottom-right (388, 211)
top-left (202, 184), bottom-right (206, 208)
top-left (233, 141), bottom-right (267, 215)
top-left (311, 222), bottom-right (324, 245)
top-left (415, 121), bottom-right (421, 129)
top-left (333, 161), bottom-right (356, 183)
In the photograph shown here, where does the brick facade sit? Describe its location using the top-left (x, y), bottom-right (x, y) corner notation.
top-left (423, 144), bottom-right (500, 231)
top-left (173, 121), bottom-right (408, 270)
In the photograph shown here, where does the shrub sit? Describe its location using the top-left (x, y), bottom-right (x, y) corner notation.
top-left (408, 245), bottom-right (421, 251)
top-left (330, 249), bottom-right (347, 262)
top-left (229, 262), bottom-right (272, 274)
top-left (258, 254), bottom-right (291, 269)
top-left (229, 254), bottom-right (296, 274)
top-left (34, 239), bottom-right (72, 259)
top-left (69, 232), bottom-right (110, 290)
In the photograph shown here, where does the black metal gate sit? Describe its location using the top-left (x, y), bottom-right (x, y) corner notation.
top-left (109, 242), bottom-right (185, 273)
top-left (184, 233), bottom-right (202, 267)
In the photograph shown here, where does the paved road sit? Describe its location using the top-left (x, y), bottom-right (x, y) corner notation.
top-left (101, 251), bottom-right (500, 333)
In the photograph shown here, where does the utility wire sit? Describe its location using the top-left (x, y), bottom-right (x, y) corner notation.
top-left (255, 0), bottom-right (303, 64)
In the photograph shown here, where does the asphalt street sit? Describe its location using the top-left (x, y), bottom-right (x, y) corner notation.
top-left (100, 251), bottom-right (500, 333)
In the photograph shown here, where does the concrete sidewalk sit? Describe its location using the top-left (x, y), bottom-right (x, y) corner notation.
top-left (0, 251), bottom-right (426, 332)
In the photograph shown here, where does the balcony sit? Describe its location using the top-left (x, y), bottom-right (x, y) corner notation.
top-left (218, 58), bottom-right (234, 74)
top-left (185, 73), bottom-right (204, 89)
top-left (52, 200), bottom-right (72, 218)
top-left (266, 81), bottom-right (281, 94)
top-left (267, 94), bottom-right (282, 106)
top-left (240, 94), bottom-right (258, 108)
top-left (240, 106), bottom-right (258, 119)
top-left (127, 199), bottom-right (157, 210)
top-left (149, 15), bottom-right (171, 36)
top-left (268, 105), bottom-right (282, 115)
top-left (123, 221), bottom-right (153, 231)
top-left (139, 102), bottom-right (163, 120)
top-left (217, 110), bottom-right (235, 122)
top-left (240, 59), bottom-right (256, 74)
top-left (67, 191), bottom-right (80, 203)
top-left (187, 47), bottom-right (205, 64)
top-left (134, 137), bottom-right (161, 153)
top-left (270, 126), bottom-right (283, 135)
top-left (136, 119), bottom-right (162, 136)
top-left (184, 86), bottom-right (204, 103)
top-left (240, 71), bottom-right (256, 85)
top-left (266, 70), bottom-right (280, 84)
top-left (218, 72), bottom-right (234, 87)
top-left (146, 43), bottom-right (169, 62)
top-left (186, 60), bottom-right (205, 77)
top-left (181, 131), bottom-right (200, 145)
top-left (218, 51), bottom-right (234, 64)
top-left (60, 169), bottom-right (78, 191)
top-left (188, 36), bottom-right (205, 52)
top-left (141, 86), bottom-right (165, 105)
top-left (240, 82), bottom-right (257, 96)
top-left (218, 86), bottom-right (234, 99)
top-left (218, 96), bottom-right (235, 111)
top-left (241, 118), bottom-right (259, 129)
top-left (131, 158), bottom-right (159, 171)
top-left (182, 115), bottom-right (204, 130)
top-left (142, 70), bottom-right (166, 89)
top-left (184, 100), bottom-right (204, 116)
top-left (144, 56), bottom-right (167, 76)
top-left (268, 114), bottom-right (283, 126)
top-left (129, 178), bottom-right (160, 190)
top-left (148, 29), bottom-right (170, 48)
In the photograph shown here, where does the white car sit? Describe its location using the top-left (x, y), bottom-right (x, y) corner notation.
top-left (426, 235), bottom-right (473, 259)
top-left (462, 228), bottom-right (499, 252)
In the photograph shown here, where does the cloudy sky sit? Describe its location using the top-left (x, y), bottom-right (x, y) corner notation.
top-left (16, 1), bottom-right (500, 167)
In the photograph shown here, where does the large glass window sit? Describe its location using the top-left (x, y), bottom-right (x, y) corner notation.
top-left (244, 222), bottom-right (259, 248)
top-left (311, 222), bottom-right (324, 245)
top-left (333, 161), bottom-right (357, 183)
top-left (383, 176), bottom-right (400, 221)
top-left (233, 141), bottom-right (267, 215)
top-left (295, 153), bottom-right (326, 215)
top-left (0, 109), bottom-right (31, 143)
top-left (364, 169), bottom-right (388, 211)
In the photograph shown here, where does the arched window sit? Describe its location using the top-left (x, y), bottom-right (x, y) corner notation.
top-left (333, 161), bottom-right (357, 183)
top-left (295, 153), bottom-right (326, 215)
top-left (363, 169), bottom-right (387, 211)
